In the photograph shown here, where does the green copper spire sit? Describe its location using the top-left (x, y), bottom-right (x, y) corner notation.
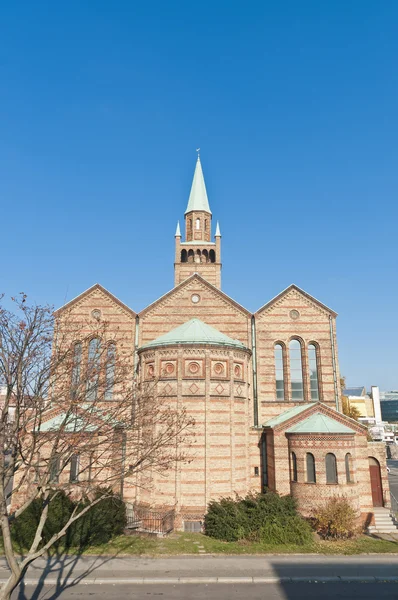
top-left (185, 156), bottom-right (212, 215)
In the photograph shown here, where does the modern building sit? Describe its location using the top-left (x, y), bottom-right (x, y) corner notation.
top-left (26, 157), bottom-right (390, 528)
top-left (380, 391), bottom-right (398, 423)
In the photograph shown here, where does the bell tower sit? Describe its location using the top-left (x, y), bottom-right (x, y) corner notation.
top-left (174, 156), bottom-right (222, 288)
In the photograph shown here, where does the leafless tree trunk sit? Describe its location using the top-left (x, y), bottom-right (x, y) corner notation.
top-left (0, 293), bottom-right (194, 600)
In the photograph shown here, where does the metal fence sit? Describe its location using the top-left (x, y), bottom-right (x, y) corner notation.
top-left (126, 504), bottom-right (175, 535)
top-left (390, 492), bottom-right (398, 521)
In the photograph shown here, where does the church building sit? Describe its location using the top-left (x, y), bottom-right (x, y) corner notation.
top-left (55, 157), bottom-right (389, 530)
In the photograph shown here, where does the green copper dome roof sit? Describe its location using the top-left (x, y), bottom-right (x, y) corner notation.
top-left (140, 318), bottom-right (246, 350)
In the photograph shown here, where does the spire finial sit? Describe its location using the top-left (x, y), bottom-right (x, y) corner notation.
top-left (215, 221), bottom-right (221, 237)
top-left (175, 221), bottom-right (181, 237)
top-left (196, 147), bottom-right (200, 160)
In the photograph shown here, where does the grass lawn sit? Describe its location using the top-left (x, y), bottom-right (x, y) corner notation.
top-left (79, 532), bottom-right (398, 556)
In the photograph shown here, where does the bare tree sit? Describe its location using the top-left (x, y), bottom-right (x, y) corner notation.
top-left (0, 293), bottom-right (194, 600)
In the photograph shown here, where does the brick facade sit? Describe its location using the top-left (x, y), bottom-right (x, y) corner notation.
top-left (34, 160), bottom-right (389, 530)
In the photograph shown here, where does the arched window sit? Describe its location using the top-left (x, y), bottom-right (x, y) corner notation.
top-left (326, 453), bottom-right (338, 483)
top-left (306, 453), bottom-right (316, 483)
top-left (289, 340), bottom-right (304, 401)
top-left (345, 453), bottom-right (353, 483)
top-left (196, 218), bottom-right (200, 230)
top-left (70, 454), bottom-right (79, 483)
top-left (202, 249), bottom-right (209, 263)
top-left (70, 342), bottom-right (82, 399)
top-left (86, 338), bottom-right (101, 401)
top-left (195, 249), bottom-right (201, 263)
top-left (209, 249), bottom-right (216, 263)
top-left (105, 343), bottom-right (116, 400)
top-left (188, 249), bottom-right (194, 263)
top-left (308, 344), bottom-right (320, 401)
top-left (291, 451), bottom-right (298, 482)
top-left (274, 344), bottom-right (285, 400)
top-left (181, 249), bottom-right (187, 263)
top-left (50, 454), bottom-right (60, 483)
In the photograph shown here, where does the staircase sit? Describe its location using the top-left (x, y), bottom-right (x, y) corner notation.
top-left (368, 507), bottom-right (398, 534)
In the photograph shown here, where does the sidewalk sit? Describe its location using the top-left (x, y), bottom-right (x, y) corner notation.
top-left (1, 555), bottom-right (398, 585)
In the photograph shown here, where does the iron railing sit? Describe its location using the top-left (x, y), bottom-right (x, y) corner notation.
top-left (126, 504), bottom-right (175, 534)
top-left (390, 492), bottom-right (398, 521)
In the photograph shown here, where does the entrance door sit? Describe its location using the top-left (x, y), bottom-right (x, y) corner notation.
top-left (369, 457), bottom-right (383, 507)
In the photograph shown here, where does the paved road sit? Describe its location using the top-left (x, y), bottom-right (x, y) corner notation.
top-left (1, 555), bottom-right (398, 584)
top-left (10, 583), bottom-right (398, 600)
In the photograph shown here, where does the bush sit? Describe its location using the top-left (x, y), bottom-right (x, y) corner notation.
top-left (11, 491), bottom-right (75, 551)
top-left (313, 496), bottom-right (359, 540)
top-left (11, 488), bottom-right (127, 550)
top-left (70, 489), bottom-right (127, 548)
top-left (204, 492), bottom-right (313, 545)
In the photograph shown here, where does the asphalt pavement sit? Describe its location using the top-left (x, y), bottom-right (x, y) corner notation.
top-left (11, 583), bottom-right (398, 600)
top-left (1, 555), bottom-right (398, 586)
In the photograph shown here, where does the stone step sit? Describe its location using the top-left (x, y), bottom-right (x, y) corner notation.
top-left (368, 527), bottom-right (398, 533)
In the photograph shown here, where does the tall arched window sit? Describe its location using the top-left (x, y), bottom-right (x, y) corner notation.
top-left (308, 344), bottom-right (320, 401)
top-left (196, 218), bottom-right (200, 230)
top-left (326, 453), bottom-right (338, 483)
top-left (105, 343), bottom-right (116, 400)
top-left (70, 454), bottom-right (79, 483)
top-left (181, 249), bottom-right (187, 263)
top-left (345, 453), bottom-right (353, 483)
top-left (188, 249), bottom-right (194, 263)
top-left (306, 453), bottom-right (316, 483)
top-left (86, 338), bottom-right (101, 401)
top-left (209, 249), bottom-right (216, 263)
top-left (70, 342), bottom-right (82, 399)
top-left (289, 340), bottom-right (304, 400)
top-left (291, 451), bottom-right (298, 482)
top-left (274, 344), bottom-right (285, 400)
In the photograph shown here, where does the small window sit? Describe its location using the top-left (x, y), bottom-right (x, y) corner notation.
top-left (291, 451), bottom-right (298, 482)
top-left (326, 453), bottom-right (338, 484)
top-left (196, 218), bottom-right (200, 230)
top-left (289, 340), bottom-right (304, 401)
top-left (308, 344), bottom-right (320, 401)
top-left (306, 452), bottom-right (316, 483)
top-left (49, 455), bottom-right (60, 483)
top-left (70, 454), bottom-right (79, 483)
top-left (254, 466), bottom-right (259, 476)
top-left (184, 521), bottom-right (202, 533)
top-left (345, 453), bottom-right (353, 483)
top-left (274, 344), bottom-right (285, 400)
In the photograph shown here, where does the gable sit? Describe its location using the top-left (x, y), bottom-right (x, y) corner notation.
top-left (138, 274), bottom-right (252, 348)
top-left (263, 402), bottom-right (367, 435)
top-left (54, 284), bottom-right (136, 320)
top-left (255, 284), bottom-right (337, 319)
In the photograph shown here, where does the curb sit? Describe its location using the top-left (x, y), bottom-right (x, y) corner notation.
top-left (5, 576), bottom-right (398, 585)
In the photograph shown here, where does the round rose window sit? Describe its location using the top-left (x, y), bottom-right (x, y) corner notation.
top-left (188, 362), bottom-right (200, 374)
top-left (214, 362), bottom-right (224, 375)
top-left (234, 364), bottom-right (241, 378)
top-left (165, 362), bottom-right (175, 374)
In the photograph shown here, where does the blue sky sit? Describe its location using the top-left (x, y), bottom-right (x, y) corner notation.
top-left (1, 1), bottom-right (397, 389)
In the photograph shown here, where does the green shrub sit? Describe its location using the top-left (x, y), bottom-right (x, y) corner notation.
top-left (11, 491), bottom-right (75, 550)
top-left (313, 496), bottom-right (359, 540)
top-left (11, 488), bottom-right (127, 550)
top-left (204, 492), bottom-right (312, 545)
top-left (70, 489), bottom-right (127, 548)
